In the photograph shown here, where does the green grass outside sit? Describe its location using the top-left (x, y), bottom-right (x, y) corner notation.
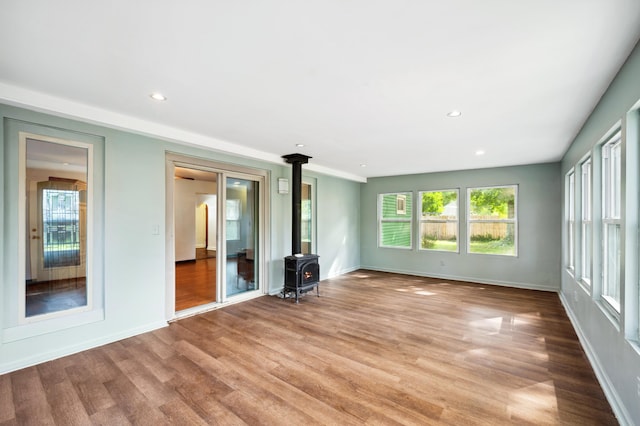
top-left (422, 238), bottom-right (515, 255)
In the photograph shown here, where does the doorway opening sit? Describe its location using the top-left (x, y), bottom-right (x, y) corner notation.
top-left (167, 154), bottom-right (268, 319)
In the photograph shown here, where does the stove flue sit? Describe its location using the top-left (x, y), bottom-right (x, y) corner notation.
top-left (282, 153), bottom-right (320, 303)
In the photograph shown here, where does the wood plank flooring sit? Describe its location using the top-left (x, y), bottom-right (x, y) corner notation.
top-left (1, 270), bottom-right (617, 425)
top-left (175, 257), bottom-right (217, 311)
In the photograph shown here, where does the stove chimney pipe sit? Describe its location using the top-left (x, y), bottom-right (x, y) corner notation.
top-left (282, 153), bottom-right (311, 255)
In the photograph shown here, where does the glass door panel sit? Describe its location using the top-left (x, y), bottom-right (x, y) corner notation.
top-left (226, 177), bottom-right (258, 296)
top-left (25, 137), bottom-right (89, 318)
top-left (174, 167), bottom-right (218, 311)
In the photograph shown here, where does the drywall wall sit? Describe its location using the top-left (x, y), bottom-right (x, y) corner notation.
top-left (0, 103), bottom-right (361, 374)
top-left (560, 40), bottom-right (640, 425)
top-left (360, 162), bottom-right (561, 291)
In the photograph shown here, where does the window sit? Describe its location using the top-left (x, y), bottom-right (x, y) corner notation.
top-left (379, 192), bottom-right (413, 249)
top-left (601, 131), bottom-right (622, 312)
top-left (419, 189), bottom-right (458, 252)
top-left (226, 199), bottom-right (240, 240)
top-left (580, 159), bottom-right (592, 285)
top-left (467, 186), bottom-right (517, 256)
top-left (22, 135), bottom-right (91, 320)
top-left (566, 171), bottom-right (575, 272)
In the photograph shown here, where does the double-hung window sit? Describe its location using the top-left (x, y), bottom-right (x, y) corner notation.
top-left (566, 171), bottom-right (575, 273)
top-left (580, 158), bottom-right (592, 286)
top-left (378, 192), bottom-right (413, 249)
top-left (419, 189), bottom-right (458, 252)
top-left (467, 186), bottom-right (517, 256)
top-left (601, 131), bottom-right (622, 312)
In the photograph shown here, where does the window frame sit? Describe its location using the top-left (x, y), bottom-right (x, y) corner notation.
top-left (601, 130), bottom-right (622, 314)
top-left (378, 191), bottom-right (413, 249)
top-left (566, 169), bottom-right (575, 273)
top-left (466, 185), bottom-right (518, 257)
top-left (418, 189), bottom-right (459, 252)
top-left (580, 158), bottom-right (592, 287)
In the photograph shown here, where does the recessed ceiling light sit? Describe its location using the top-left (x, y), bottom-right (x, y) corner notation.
top-left (360, 164), bottom-right (367, 168)
top-left (296, 143), bottom-right (305, 147)
top-left (62, 162), bottom-right (70, 166)
top-left (150, 93), bottom-right (167, 101)
top-left (475, 150), bottom-right (485, 156)
top-left (447, 110), bottom-right (462, 117)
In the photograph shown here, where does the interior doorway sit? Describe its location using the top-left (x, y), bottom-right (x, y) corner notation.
top-left (174, 167), bottom-right (218, 311)
top-left (167, 154), bottom-right (268, 319)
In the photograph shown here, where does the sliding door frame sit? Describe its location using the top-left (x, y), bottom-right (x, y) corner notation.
top-left (165, 152), bottom-right (270, 321)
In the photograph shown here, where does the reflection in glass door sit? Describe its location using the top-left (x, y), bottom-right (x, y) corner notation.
top-left (226, 177), bottom-right (258, 296)
top-left (24, 137), bottom-right (90, 319)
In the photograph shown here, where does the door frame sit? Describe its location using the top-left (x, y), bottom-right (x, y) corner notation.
top-left (165, 152), bottom-right (270, 321)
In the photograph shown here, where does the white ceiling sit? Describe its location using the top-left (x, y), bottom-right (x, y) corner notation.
top-left (2, 1), bottom-right (640, 182)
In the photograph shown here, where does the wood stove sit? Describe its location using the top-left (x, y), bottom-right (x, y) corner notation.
top-left (282, 153), bottom-right (320, 303)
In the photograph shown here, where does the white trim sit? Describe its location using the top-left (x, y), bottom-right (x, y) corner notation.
top-left (0, 320), bottom-right (167, 375)
top-left (559, 293), bottom-right (630, 426)
top-left (359, 265), bottom-right (559, 292)
top-left (17, 132), bottom-right (94, 325)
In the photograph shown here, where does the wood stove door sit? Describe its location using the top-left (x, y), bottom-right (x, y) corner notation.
top-left (225, 176), bottom-right (260, 297)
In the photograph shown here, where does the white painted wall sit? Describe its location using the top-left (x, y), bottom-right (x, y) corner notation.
top-left (560, 41), bottom-right (640, 425)
top-left (0, 103), bottom-right (362, 374)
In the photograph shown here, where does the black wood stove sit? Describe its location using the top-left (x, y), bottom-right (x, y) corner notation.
top-left (282, 153), bottom-right (320, 303)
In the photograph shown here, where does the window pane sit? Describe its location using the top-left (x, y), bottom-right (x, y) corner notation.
top-left (469, 187), bottom-right (515, 219)
top-left (581, 222), bottom-right (591, 282)
top-left (381, 222), bottom-right (412, 248)
top-left (381, 193), bottom-right (412, 219)
top-left (420, 222), bottom-right (457, 251)
top-left (469, 222), bottom-right (515, 255)
top-left (25, 138), bottom-right (89, 318)
top-left (603, 223), bottom-right (621, 309)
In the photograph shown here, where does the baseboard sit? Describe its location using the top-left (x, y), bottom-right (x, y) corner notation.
top-left (359, 265), bottom-right (559, 292)
top-left (0, 320), bottom-right (168, 375)
top-left (558, 293), bottom-right (630, 426)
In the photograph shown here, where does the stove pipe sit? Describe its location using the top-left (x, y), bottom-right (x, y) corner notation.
top-left (282, 153), bottom-right (311, 255)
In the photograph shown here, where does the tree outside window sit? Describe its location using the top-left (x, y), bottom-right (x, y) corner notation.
top-left (419, 190), bottom-right (458, 252)
top-left (467, 186), bottom-right (517, 256)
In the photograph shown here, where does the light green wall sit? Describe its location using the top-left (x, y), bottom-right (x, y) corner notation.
top-left (0, 103), bottom-right (360, 373)
top-left (360, 163), bottom-right (561, 291)
top-left (560, 40), bottom-right (640, 424)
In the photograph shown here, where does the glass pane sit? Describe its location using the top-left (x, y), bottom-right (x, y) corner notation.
top-left (469, 222), bottom-right (515, 255)
top-left (603, 223), bottom-right (621, 309)
top-left (420, 222), bottom-right (457, 251)
top-left (25, 138), bottom-right (88, 317)
top-left (173, 166), bottom-right (218, 311)
top-left (581, 222), bottom-right (591, 282)
top-left (380, 221), bottom-right (411, 248)
top-left (469, 187), bottom-right (516, 219)
top-left (381, 192), bottom-right (412, 220)
top-left (421, 190), bottom-right (457, 219)
top-left (226, 177), bottom-right (258, 296)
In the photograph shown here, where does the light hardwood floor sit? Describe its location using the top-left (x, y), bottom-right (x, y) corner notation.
top-left (0, 270), bottom-right (617, 425)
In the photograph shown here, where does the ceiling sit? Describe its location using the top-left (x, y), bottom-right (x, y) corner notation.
top-left (2, 1), bottom-right (640, 182)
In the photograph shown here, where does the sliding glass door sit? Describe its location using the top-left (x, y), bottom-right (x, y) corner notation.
top-left (225, 176), bottom-right (259, 296)
top-left (167, 154), bottom-right (267, 317)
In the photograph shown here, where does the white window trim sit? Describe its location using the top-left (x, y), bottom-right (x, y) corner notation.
top-left (418, 189), bottom-right (459, 253)
top-left (378, 192), bottom-right (413, 249)
top-left (601, 130), bottom-right (622, 314)
top-left (566, 169), bottom-right (575, 274)
top-left (17, 132), bottom-right (95, 325)
top-left (580, 158), bottom-right (592, 287)
top-left (466, 185), bottom-right (518, 257)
